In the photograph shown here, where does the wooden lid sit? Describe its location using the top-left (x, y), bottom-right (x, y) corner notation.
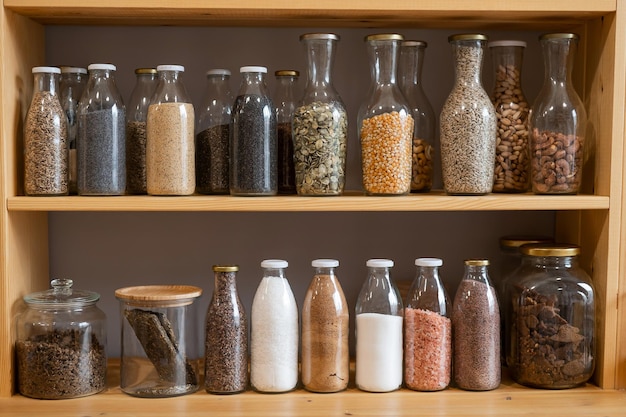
top-left (115, 285), bottom-right (202, 307)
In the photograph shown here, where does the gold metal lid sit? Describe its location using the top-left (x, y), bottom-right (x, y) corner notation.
top-left (464, 259), bottom-right (490, 266)
top-left (365, 33), bottom-right (404, 42)
top-left (520, 243), bottom-right (581, 257)
top-left (115, 285), bottom-right (202, 307)
top-left (448, 33), bottom-right (488, 42)
top-left (540, 33), bottom-right (579, 41)
top-left (213, 265), bottom-right (239, 272)
top-left (300, 33), bottom-right (340, 41)
top-left (135, 68), bottom-right (157, 74)
top-left (275, 70), bottom-right (299, 77)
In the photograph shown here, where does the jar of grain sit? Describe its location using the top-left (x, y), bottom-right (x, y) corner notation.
top-left (24, 66), bottom-right (68, 196)
top-left (440, 34), bottom-right (497, 195)
top-left (273, 70), bottom-right (299, 194)
top-left (508, 244), bottom-right (595, 388)
top-left (355, 259), bottom-right (403, 392)
top-left (301, 259), bottom-right (349, 393)
top-left (529, 33), bottom-right (587, 194)
top-left (147, 65), bottom-right (195, 195)
top-left (489, 40), bottom-right (530, 193)
top-left (404, 258), bottom-right (451, 391)
top-left (196, 69), bottom-right (233, 195)
top-left (293, 33), bottom-right (348, 196)
top-left (358, 34), bottom-right (414, 196)
top-left (16, 279), bottom-right (107, 399)
top-left (398, 40), bottom-right (436, 193)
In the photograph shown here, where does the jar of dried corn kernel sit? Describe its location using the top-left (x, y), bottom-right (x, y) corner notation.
top-left (358, 33), bottom-right (414, 196)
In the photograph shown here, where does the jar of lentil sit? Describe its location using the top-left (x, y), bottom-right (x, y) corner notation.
top-left (508, 244), bottom-right (595, 388)
top-left (529, 33), bottom-right (587, 194)
top-left (274, 70), bottom-right (299, 195)
top-left (440, 34), bottom-right (497, 195)
top-left (196, 69), bottom-right (233, 195)
top-left (293, 33), bottom-right (348, 196)
top-left (146, 64), bottom-right (195, 195)
top-left (24, 66), bottom-right (68, 196)
top-left (301, 259), bottom-right (349, 393)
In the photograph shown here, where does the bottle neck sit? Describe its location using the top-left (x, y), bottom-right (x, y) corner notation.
top-left (213, 271), bottom-right (237, 294)
top-left (263, 267), bottom-right (286, 279)
top-left (399, 45), bottom-right (425, 91)
top-left (34, 72), bottom-right (59, 95)
top-left (542, 38), bottom-right (576, 88)
top-left (452, 39), bottom-right (485, 87)
top-left (304, 38), bottom-right (335, 88)
top-left (240, 72), bottom-right (267, 96)
top-left (463, 264), bottom-right (490, 284)
top-left (314, 266), bottom-right (336, 278)
top-left (368, 39), bottom-right (400, 88)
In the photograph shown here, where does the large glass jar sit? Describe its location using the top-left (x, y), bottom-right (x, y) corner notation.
top-left (274, 69), bottom-right (298, 195)
top-left (440, 34), bottom-right (496, 195)
top-left (293, 33), bottom-right (348, 196)
top-left (529, 33), bottom-right (587, 194)
top-left (508, 244), bottom-right (595, 388)
top-left (358, 33), bottom-right (413, 196)
top-left (16, 279), bottom-right (107, 399)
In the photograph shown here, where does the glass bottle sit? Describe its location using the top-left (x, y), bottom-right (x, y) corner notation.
top-left (126, 68), bottom-right (157, 195)
top-left (440, 34), bottom-right (496, 195)
top-left (529, 33), bottom-right (587, 194)
top-left (24, 66), bottom-right (68, 196)
top-left (196, 69), bottom-right (233, 195)
top-left (355, 258), bottom-right (403, 392)
top-left (452, 259), bottom-right (501, 391)
top-left (358, 34), bottom-right (413, 196)
top-left (16, 279), bottom-right (107, 399)
top-left (59, 66), bottom-right (87, 195)
top-left (489, 40), bottom-right (530, 193)
top-left (274, 70), bottom-right (298, 195)
top-left (398, 40), bottom-right (436, 193)
top-left (230, 66), bottom-right (277, 196)
top-left (404, 258), bottom-right (451, 391)
top-left (204, 265), bottom-right (248, 394)
top-left (146, 64), bottom-right (195, 196)
top-left (301, 259), bottom-right (349, 393)
top-left (250, 259), bottom-right (298, 392)
top-left (508, 244), bottom-right (595, 388)
top-left (293, 33), bottom-right (348, 196)
top-left (77, 63), bottom-right (126, 195)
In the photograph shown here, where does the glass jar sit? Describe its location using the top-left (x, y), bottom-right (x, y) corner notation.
top-left (529, 33), bottom-right (587, 194)
top-left (440, 34), bottom-right (497, 195)
top-left (204, 265), bottom-right (248, 394)
top-left (16, 279), bottom-right (107, 399)
top-left (355, 258), bottom-right (403, 392)
top-left (404, 258), bottom-right (451, 391)
top-left (146, 64), bottom-right (195, 195)
top-left (498, 235), bottom-right (554, 298)
top-left (115, 284), bottom-right (202, 397)
top-left (301, 259), bottom-right (349, 393)
top-left (126, 68), bottom-right (157, 195)
top-left (77, 63), bottom-right (126, 195)
top-left (196, 69), bottom-right (233, 195)
top-left (452, 259), bottom-right (501, 390)
top-left (250, 259), bottom-right (298, 392)
top-left (274, 69), bottom-right (298, 195)
top-left (508, 244), bottom-right (595, 388)
top-left (59, 66), bottom-right (87, 195)
top-left (398, 40), bottom-right (436, 193)
top-left (293, 33), bottom-right (348, 196)
top-left (358, 34), bottom-right (413, 196)
top-left (24, 66), bottom-right (68, 196)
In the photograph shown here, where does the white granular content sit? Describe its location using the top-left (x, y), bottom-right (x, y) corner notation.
top-left (250, 275), bottom-right (299, 393)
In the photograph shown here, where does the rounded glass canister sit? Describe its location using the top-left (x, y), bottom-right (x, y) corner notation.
top-left (126, 68), bottom-right (157, 195)
top-left (293, 33), bottom-right (348, 196)
top-left (489, 40), bottom-right (530, 193)
top-left (147, 64), bottom-right (195, 196)
top-left (358, 34), bottom-right (414, 196)
top-left (250, 259), bottom-right (298, 392)
top-left (529, 33), bottom-right (587, 195)
top-left (24, 66), bottom-right (68, 196)
top-left (440, 34), bottom-right (497, 195)
top-left (230, 66), bottom-right (277, 196)
top-left (301, 259), bottom-right (349, 393)
top-left (196, 69), bottom-right (233, 195)
top-left (398, 40), bottom-right (436, 193)
top-left (509, 244), bottom-right (595, 388)
top-left (404, 258), bottom-right (451, 391)
top-left (115, 285), bottom-right (203, 398)
top-left (16, 279), bottom-right (107, 399)
top-left (204, 265), bottom-right (248, 394)
top-left (77, 63), bottom-right (126, 195)
top-left (355, 258), bottom-right (403, 392)
top-left (274, 69), bottom-right (299, 195)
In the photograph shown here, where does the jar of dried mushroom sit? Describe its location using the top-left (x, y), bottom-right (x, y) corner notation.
top-left (115, 284), bottom-right (203, 397)
top-left (274, 70), bottom-right (299, 194)
top-left (529, 33), bottom-right (587, 194)
top-left (359, 34), bottom-right (414, 196)
top-left (16, 279), bottom-right (107, 399)
top-left (489, 40), bottom-right (530, 193)
top-left (293, 33), bottom-right (348, 196)
top-left (440, 34), bottom-right (497, 195)
top-left (508, 244), bottom-right (595, 389)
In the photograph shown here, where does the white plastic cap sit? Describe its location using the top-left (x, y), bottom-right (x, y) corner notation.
top-left (157, 64), bottom-right (185, 72)
top-left (312, 259), bottom-right (339, 268)
top-left (60, 66), bottom-right (87, 74)
top-left (88, 63), bottom-right (116, 71)
top-left (261, 259), bottom-right (288, 269)
top-left (415, 257), bottom-right (443, 267)
top-left (366, 259), bottom-right (394, 268)
top-left (240, 66), bottom-right (267, 73)
top-left (207, 69), bottom-right (231, 76)
top-left (32, 66), bottom-right (61, 74)
top-left (488, 40), bottom-right (527, 48)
